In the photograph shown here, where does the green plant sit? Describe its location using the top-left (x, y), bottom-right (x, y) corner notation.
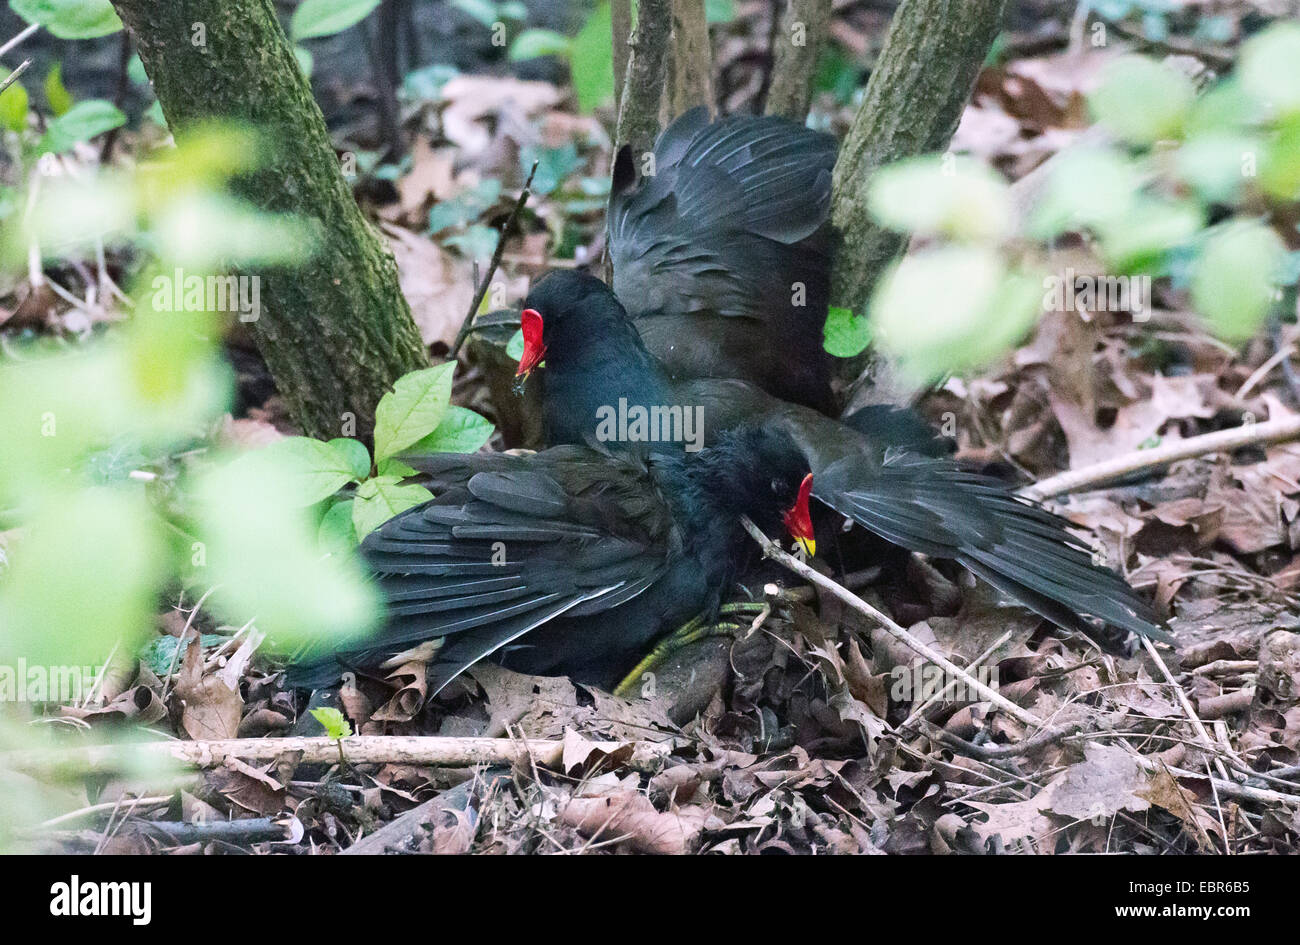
top-left (509, 2), bottom-right (614, 113)
top-left (234, 363), bottom-right (494, 551)
top-left (831, 22), bottom-right (1300, 382)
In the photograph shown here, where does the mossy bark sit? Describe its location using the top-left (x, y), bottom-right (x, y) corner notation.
top-left (765, 0), bottom-right (830, 121)
top-left (614, 0), bottom-right (672, 162)
top-left (110, 0), bottom-right (429, 441)
top-left (665, 0), bottom-right (714, 122)
top-left (830, 0), bottom-right (1006, 402)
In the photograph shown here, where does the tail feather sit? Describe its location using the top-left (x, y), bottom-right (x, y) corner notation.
top-left (818, 455), bottom-right (1171, 644)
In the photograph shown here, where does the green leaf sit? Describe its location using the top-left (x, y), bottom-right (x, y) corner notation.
top-left (43, 62), bottom-right (72, 116)
top-left (1239, 22), bottom-right (1300, 116)
top-left (870, 246), bottom-right (1042, 382)
top-left (509, 28), bottom-right (570, 61)
top-left (1088, 56), bottom-right (1195, 146)
top-left (226, 436), bottom-right (363, 508)
top-left (1175, 132), bottom-right (1262, 203)
top-left (352, 476), bottom-right (433, 538)
top-left (152, 192), bottom-right (318, 268)
top-left (868, 155), bottom-right (1012, 241)
top-left (373, 363), bottom-right (456, 463)
top-left (0, 72), bottom-right (28, 133)
top-left (823, 306), bottom-right (871, 358)
top-left (1095, 196), bottom-right (1201, 274)
top-left (1261, 115), bottom-right (1300, 201)
top-left (328, 437), bottom-right (372, 480)
top-left (196, 455), bottom-right (379, 647)
top-left (290, 0), bottom-right (381, 40)
top-left (506, 327), bottom-right (525, 361)
top-left (1191, 221), bottom-right (1285, 342)
top-left (1028, 148), bottom-right (1140, 240)
top-left (0, 487), bottom-right (165, 667)
top-left (318, 498), bottom-right (359, 556)
top-left (377, 457), bottom-right (418, 478)
top-left (571, 2), bottom-right (614, 113)
top-left (293, 45), bottom-right (314, 79)
top-left (310, 706), bottom-right (352, 740)
top-left (407, 405), bottom-right (494, 454)
top-left (140, 633), bottom-right (225, 678)
top-left (10, 0), bottom-right (122, 39)
top-left (450, 0), bottom-right (499, 27)
top-left (38, 98), bottom-right (125, 154)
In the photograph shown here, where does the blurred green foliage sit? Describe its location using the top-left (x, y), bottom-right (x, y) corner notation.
top-left (837, 23), bottom-right (1300, 383)
top-left (510, 2), bottom-right (614, 113)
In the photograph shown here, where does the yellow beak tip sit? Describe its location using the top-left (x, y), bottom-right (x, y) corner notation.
top-left (797, 537), bottom-right (816, 558)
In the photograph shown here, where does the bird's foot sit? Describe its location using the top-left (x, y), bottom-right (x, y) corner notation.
top-left (611, 603), bottom-right (768, 698)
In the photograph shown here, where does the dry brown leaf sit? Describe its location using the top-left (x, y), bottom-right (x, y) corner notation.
top-left (174, 637), bottom-right (241, 741)
top-left (559, 788), bottom-right (714, 854)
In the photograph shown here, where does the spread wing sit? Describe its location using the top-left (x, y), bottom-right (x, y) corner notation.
top-left (284, 449), bottom-right (677, 692)
top-left (609, 108), bottom-right (838, 410)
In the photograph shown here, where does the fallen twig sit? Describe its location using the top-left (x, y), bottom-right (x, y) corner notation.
top-left (741, 516), bottom-right (1046, 729)
top-left (0, 57), bottom-right (30, 95)
top-left (0, 22), bottom-right (40, 60)
top-left (1141, 636), bottom-right (1234, 783)
top-left (5, 734), bottom-right (673, 777)
top-left (1020, 414), bottom-right (1300, 500)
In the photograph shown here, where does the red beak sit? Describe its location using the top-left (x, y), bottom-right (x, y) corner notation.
top-left (782, 473), bottom-right (815, 557)
top-left (516, 308), bottom-right (546, 379)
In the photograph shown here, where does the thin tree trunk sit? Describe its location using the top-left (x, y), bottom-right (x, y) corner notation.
top-left (109, 0), bottom-right (429, 441)
top-left (765, 0), bottom-right (830, 121)
top-left (830, 0), bottom-right (1006, 404)
top-left (665, 0), bottom-right (714, 121)
top-left (611, 0), bottom-right (633, 115)
top-left (614, 0), bottom-right (672, 162)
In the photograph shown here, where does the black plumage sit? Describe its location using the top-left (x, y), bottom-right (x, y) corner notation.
top-left (517, 109), bottom-right (1171, 648)
top-left (284, 426), bottom-right (815, 691)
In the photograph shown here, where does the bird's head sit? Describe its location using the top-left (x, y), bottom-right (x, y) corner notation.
top-left (516, 270), bottom-right (628, 384)
top-left (711, 426), bottom-right (816, 558)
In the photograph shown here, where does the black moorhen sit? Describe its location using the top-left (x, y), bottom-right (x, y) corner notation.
top-left (284, 424), bottom-right (816, 691)
top-left (511, 107), bottom-right (1170, 647)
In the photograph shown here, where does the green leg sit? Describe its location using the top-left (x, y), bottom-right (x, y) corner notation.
top-left (612, 603), bottom-right (769, 698)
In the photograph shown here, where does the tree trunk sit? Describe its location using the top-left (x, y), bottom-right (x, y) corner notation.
top-left (830, 0), bottom-right (1006, 404)
top-left (614, 0), bottom-right (672, 162)
top-left (665, 0), bottom-right (714, 122)
top-left (765, 0), bottom-right (830, 121)
top-left (110, 0), bottom-right (429, 441)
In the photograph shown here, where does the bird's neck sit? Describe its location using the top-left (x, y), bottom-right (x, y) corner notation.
top-left (542, 313), bottom-right (678, 448)
top-left (656, 450), bottom-right (754, 573)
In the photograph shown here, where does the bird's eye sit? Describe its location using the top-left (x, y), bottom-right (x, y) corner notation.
top-left (770, 478), bottom-right (784, 495)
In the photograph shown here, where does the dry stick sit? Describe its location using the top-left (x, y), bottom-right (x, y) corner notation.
top-left (0, 57), bottom-right (30, 95)
top-left (740, 517), bottom-right (1045, 729)
top-left (0, 21), bottom-right (40, 59)
top-left (1140, 636), bottom-right (1233, 784)
top-left (1020, 414), bottom-right (1300, 501)
top-left (920, 718), bottom-right (1084, 761)
top-left (448, 160), bottom-right (539, 359)
top-left (899, 629), bottom-right (1014, 731)
top-left (6, 735), bottom-right (674, 778)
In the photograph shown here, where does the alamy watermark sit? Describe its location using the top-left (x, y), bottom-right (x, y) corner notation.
top-left (1043, 268), bottom-right (1151, 321)
top-left (594, 398), bottom-right (705, 452)
top-left (0, 660), bottom-right (102, 702)
top-left (891, 662), bottom-right (1000, 703)
top-left (150, 267), bottom-right (261, 322)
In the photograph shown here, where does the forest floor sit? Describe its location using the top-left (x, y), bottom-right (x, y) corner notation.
top-left (7, 2), bottom-right (1300, 854)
